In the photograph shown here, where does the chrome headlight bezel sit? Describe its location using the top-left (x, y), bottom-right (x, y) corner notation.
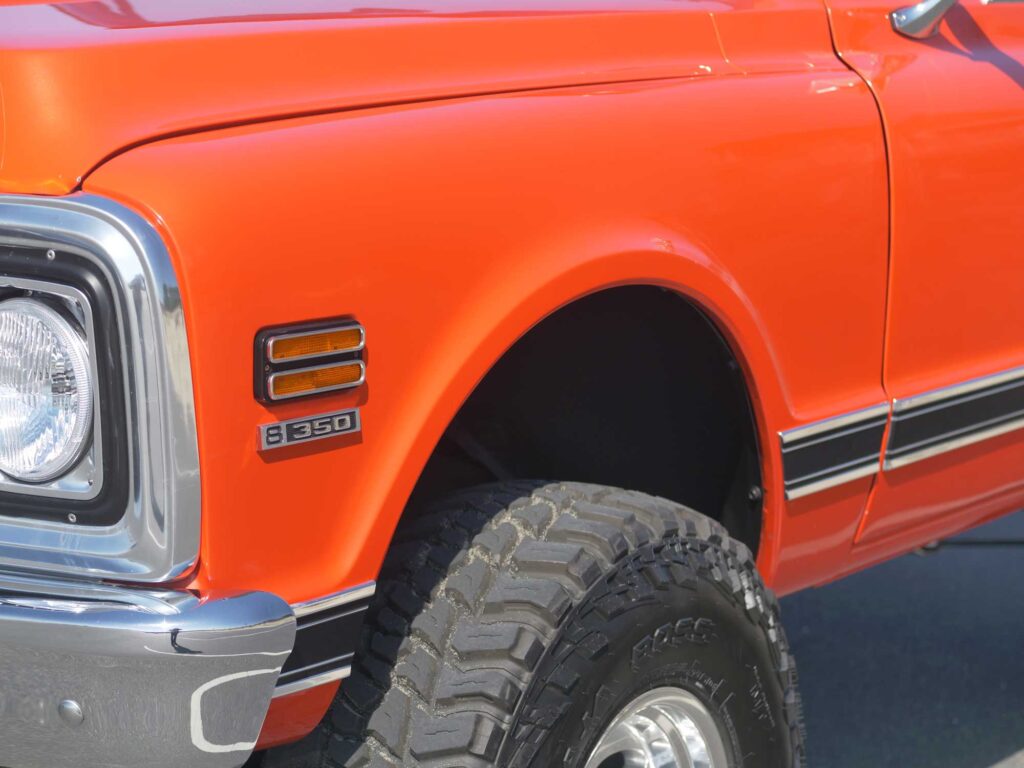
top-left (0, 195), bottom-right (200, 583)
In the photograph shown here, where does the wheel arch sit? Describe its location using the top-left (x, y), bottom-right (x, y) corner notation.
top-left (359, 225), bottom-right (790, 586)
top-left (409, 285), bottom-right (766, 553)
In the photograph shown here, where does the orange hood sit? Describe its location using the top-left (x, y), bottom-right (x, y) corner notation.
top-left (0, 0), bottom-right (742, 194)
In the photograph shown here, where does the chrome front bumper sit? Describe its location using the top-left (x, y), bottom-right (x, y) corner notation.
top-left (0, 572), bottom-right (295, 768)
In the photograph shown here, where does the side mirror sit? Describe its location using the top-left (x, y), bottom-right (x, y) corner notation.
top-left (891, 0), bottom-right (958, 38)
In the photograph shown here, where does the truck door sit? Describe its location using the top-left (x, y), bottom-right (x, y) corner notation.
top-left (823, 0), bottom-right (1024, 549)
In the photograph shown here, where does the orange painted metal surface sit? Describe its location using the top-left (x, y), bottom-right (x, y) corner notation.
top-left (83, 58), bottom-right (889, 603)
top-left (0, 0), bottom-right (833, 195)
top-left (257, 682), bottom-right (340, 750)
top-left (4, 0), bottom-right (1020, 749)
top-left (824, 0), bottom-right (1024, 548)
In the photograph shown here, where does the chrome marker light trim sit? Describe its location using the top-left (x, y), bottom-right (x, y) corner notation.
top-left (780, 403), bottom-right (888, 500)
top-left (885, 365), bottom-right (1024, 470)
top-left (0, 194), bottom-right (201, 582)
top-left (266, 359), bottom-right (366, 401)
top-left (266, 322), bottom-right (365, 364)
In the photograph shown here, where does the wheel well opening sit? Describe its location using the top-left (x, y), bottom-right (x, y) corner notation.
top-left (408, 285), bottom-right (763, 553)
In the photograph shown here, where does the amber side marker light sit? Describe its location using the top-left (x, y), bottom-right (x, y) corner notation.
top-left (269, 361), bottom-right (365, 400)
top-left (255, 319), bottom-right (365, 403)
top-left (267, 325), bottom-right (364, 363)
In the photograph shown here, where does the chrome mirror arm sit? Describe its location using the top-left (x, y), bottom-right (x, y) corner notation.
top-left (891, 0), bottom-right (958, 38)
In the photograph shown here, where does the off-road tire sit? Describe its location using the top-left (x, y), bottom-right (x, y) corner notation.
top-left (262, 481), bottom-right (804, 767)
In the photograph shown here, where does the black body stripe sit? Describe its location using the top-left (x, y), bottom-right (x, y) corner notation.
top-left (783, 418), bottom-right (887, 485)
top-left (886, 373), bottom-right (1024, 465)
top-left (277, 594), bottom-right (371, 689)
top-left (780, 407), bottom-right (888, 499)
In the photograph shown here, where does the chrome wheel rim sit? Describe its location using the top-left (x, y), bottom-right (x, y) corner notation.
top-left (584, 687), bottom-right (730, 768)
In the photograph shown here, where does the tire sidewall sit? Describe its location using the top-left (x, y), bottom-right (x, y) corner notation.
top-left (500, 539), bottom-right (792, 768)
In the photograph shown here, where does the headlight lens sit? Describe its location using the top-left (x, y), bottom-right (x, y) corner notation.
top-left (0, 298), bottom-right (93, 482)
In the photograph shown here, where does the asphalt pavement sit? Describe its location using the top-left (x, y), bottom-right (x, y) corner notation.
top-left (784, 510), bottom-right (1024, 768)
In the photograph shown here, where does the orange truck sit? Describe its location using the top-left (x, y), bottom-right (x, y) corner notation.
top-left (0, 1), bottom-right (1020, 766)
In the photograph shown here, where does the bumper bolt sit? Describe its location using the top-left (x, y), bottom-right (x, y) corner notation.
top-left (57, 699), bottom-right (84, 727)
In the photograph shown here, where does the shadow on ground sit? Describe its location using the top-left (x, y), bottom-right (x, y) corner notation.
top-left (784, 511), bottom-right (1024, 768)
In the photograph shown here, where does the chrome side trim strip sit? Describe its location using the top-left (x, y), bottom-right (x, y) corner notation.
top-left (780, 403), bottom-right (890, 444)
top-left (0, 194), bottom-right (200, 582)
top-left (884, 365), bottom-right (1024, 470)
top-left (892, 364), bottom-right (1024, 413)
top-left (783, 463), bottom-right (880, 501)
top-left (292, 581), bottom-right (376, 618)
top-left (782, 365), bottom-right (1024, 497)
top-left (886, 415), bottom-right (1024, 470)
top-left (273, 666), bottom-right (351, 699)
top-left (779, 403), bottom-right (888, 500)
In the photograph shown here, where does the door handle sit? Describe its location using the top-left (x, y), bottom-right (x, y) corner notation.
top-left (891, 0), bottom-right (958, 38)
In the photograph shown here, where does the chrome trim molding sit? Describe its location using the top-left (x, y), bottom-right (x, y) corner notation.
top-left (292, 581), bottom-right (377, 618)
top-left (266, 358), bottom-right (366, 401)
top-left (780, 403), bottom-right (889, 445)
top-left (784, 462), bottom-right (881, 501)
top-left (273, 666), bottom-right (351, 698)
top-left (266, 322), bottom-right (365, 364)
top-left (892, 364), bottom-right (1024, 413)
top-left (0, 569), bottom-right (195, 615)
top-left (885, 365), bottom-right (1024, 470)
top-left (0, 193), bottom-right (201, 582)
top-left (886, 416), bottom-right (1024, 470)
top-left (779, 403), bottom-right (888, 500)
top-left (783, 366), bottom-right (1024, 498)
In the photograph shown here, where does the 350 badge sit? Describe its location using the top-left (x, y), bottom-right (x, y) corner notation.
top-left (259, 408), bottom-right (361, 451)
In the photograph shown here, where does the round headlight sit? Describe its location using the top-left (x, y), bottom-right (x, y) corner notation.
top-left (0, 298), bottom-right (93, 482)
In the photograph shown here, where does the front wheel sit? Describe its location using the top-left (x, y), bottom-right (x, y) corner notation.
top-left (264, 482), bottom-right (804, 768)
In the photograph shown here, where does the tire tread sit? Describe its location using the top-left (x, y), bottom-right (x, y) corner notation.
top-left (264, 482), bottom-right (804, 768)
